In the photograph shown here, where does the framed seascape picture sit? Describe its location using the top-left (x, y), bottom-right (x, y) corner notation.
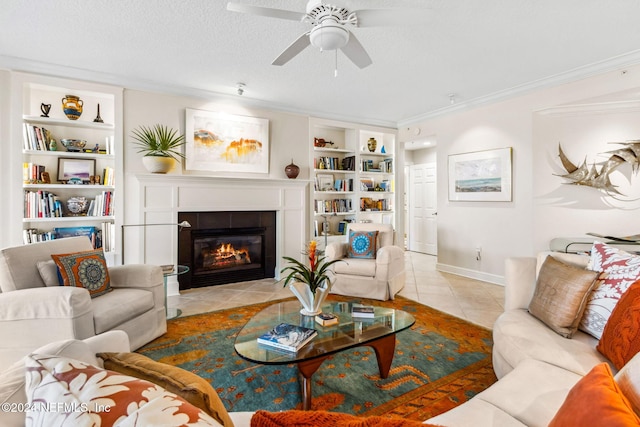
top-left (185, 108), bottom-right (269, 173)
top-left (57, 157), bottom-right (96, 183)
top-left (448, 147), bottom-right (512, 201)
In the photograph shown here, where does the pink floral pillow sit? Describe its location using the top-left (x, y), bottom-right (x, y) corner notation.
top-left (579, 242), bottom-right (640, 339)
top-left (24, 354), bottom-right (222, 427)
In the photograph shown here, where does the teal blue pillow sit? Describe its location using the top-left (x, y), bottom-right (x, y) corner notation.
top-left (347, 230), bottom-right (378, 259)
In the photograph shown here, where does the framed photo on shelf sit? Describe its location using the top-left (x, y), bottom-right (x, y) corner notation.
top-left (57, 157), bottom-right (96, 183)
top-left (184, 108), bottom-right (269, 173)
top-left (317, 174), bottom-right (334, 191)
top-left (448, 147), bottom-right (512, 202)
top-left (360, 178), bottom-right (374, 191)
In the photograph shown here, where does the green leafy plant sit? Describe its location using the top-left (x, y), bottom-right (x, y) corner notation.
top-left (281, 240), bottom-right (342, 294)
top-left (131, 124), bottom-right (186, 160)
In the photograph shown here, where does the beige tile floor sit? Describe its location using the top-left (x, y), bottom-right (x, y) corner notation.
top-left (168, 251), bottom-right (505, 329)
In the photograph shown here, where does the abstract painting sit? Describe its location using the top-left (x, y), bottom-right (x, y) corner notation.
top-left (448, 147), bottom-right (512, 201)
top-left (185, 108), bottom-right (269, 173)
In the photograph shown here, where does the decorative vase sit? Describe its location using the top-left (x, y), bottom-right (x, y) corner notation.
top-left (61, 95), bottom-right (83, 120)
top-left (289, 281), bottom-right (330, 316)
top-left (142, 156), bottom-right (176, 174)
top-left (367, 137), bottom-right (377, 152)
top-left (66, 196), bottom-right (88, 216)
top-left (285, 159), bottom-right (300, 179)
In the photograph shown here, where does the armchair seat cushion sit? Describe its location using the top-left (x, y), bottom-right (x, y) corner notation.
top-left (333, 258), bottom-right (376, 277)
top-left (91, 288), bottom-right (154, 334)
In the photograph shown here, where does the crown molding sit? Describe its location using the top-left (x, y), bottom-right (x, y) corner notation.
top-left (535, 99), bottom-right (640, 116)
top-left (5, 49), bottom-right (640, 130)
top-left (0, 55), bottom-right (397, 129)
top-left (397, 49), bottom-right (640, 128)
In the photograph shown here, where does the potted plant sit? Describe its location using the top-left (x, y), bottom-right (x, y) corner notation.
top-left (131, 124), bottom-right (186, 173)
top-left (281, 240), bottom-right (342, 315)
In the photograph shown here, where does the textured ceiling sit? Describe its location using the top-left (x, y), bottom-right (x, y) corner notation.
top-left (1, 0), bottom-right (640, 127)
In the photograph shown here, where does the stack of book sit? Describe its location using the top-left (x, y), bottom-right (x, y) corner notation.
top-left (315, 312), bottom-right (338, 326)
top-left (257, 323), bottom-right (317, 352)
top-left (351, 304), bottom-right (375, 318)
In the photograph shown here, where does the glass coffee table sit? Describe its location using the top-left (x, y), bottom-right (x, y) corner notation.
top-left (234, 299), bottom-right (415, 410)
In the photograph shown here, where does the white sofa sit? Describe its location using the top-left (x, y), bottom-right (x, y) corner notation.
top-left (425, 251), bottom-right (636, 427)
top-left (5, 250), bottom-right (637, 427)
top-left (0, 237), bottom-right (166, 366)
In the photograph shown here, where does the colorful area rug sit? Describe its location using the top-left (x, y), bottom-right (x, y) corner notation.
top-left (137, 295), bottom-right (497, 421)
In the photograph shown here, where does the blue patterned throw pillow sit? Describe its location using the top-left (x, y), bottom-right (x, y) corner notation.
top-left (347, 230), bottom-right (378, 259)
top-left (51, 249), bottom-right (112, 298)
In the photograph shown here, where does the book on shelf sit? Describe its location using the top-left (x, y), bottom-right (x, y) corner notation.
top-left (315, 312), bottom-right (339, 326)
top-left (351, 304), bottom-right (375, 318)
top-left (23, 190), bottom-right (63, 219)
top-left (256, 323), bottom-right (317, 352)
top-left (22, 228), bottom-right (56, 245)
top-left (23, 124), bottom-right (52, 151)
top-left (54, 226), bottom-right (100, 249)
top-left (342, 155), bottom-right (356, 171)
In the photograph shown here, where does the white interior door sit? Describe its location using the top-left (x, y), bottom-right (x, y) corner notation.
top-left (409, 163), bottom-right (437, 255)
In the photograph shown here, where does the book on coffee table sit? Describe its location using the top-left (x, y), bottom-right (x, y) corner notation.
top-left (315, 312), bottom-right (339, 326)
top-left (257, 323), bottom-right (317, 352)
top-left (351, 304), bottom-right (375, 318)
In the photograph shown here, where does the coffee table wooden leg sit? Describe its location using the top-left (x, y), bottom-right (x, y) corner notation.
top-left (367, 333), bottom-right (396, 379)
top-left (297, 357), bottom-right (327, 410)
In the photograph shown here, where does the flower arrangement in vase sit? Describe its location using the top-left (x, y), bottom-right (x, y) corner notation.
top-left (281, 241), bottom-right (342, 316)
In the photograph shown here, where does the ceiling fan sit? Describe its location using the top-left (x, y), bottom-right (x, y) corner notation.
top-left (226, 0), bottom-right (429, 69)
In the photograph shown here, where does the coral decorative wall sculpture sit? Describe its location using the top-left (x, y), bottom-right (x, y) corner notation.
top-left (557, 141), bottom-right (640, 196)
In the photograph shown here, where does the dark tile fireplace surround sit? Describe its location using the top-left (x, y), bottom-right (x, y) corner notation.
top-left (177, 211), bottom-right (276, 290)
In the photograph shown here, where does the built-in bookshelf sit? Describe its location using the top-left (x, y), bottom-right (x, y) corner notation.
top-left (309, 118), bottom-right (396, 248)
top-left (14, 74), bottom-right (123, 259)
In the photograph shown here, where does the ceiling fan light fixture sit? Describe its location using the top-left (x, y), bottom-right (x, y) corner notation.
top-left (309, 22), bottom-right (349, 51)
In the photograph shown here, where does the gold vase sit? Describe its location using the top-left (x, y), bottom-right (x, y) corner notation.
top-left (367, 137), bottom-right (377, 152)
top-left (61, 95), bottom-right (83, 120)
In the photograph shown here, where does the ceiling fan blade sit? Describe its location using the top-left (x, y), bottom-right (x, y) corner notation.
top-left (353, 8), bottom-right (431, 27)
top-left (272, 33), bottom-right (311, 66)
top-left (340, 31), bottom-right (372, 69)
top-left (227, 2), bottom-right (305, 22)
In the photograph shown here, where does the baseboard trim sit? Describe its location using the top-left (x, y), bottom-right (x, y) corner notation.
top-left (436, 263), bottom-right (505, 286)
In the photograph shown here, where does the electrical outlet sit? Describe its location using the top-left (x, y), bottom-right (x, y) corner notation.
top-left (475, 247), bottom-right (482, 261)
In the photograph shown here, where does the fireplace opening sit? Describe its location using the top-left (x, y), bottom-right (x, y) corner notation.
top-left (178, 211), bottom-right (276, 290)
top-left (193, 228), bottom-right (263, 275)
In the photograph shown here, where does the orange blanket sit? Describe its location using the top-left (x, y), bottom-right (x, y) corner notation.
top-left (250, 410), bottom-right (443, 427)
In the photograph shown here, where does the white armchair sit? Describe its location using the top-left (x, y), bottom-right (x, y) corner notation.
top-left (325, 223), bottom-right (405, 301)
top-left (0, 237), bottom-right (166, 366)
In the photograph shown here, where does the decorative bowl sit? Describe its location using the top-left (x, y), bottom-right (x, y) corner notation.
top-left (60, 139), bottom-right (87, 152)
top-left (66, 196), bottom-right (88, 216)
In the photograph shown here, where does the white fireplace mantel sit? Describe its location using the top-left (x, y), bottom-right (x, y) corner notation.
top-left (131, 173), bottom-right (310, 295)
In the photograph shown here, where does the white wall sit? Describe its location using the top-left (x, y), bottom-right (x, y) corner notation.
top-left (399, 64), bottom-right (640, 284)
top-left (0, 70), bottom-right (9, 247)
top-left (533, 106), bottom-right (640, 250)
top-left (122, 89), bottom-right (310, 233)
top-left (119, 90), bottom-right (314, 293)
top-left (409, 147), bottom-right (437, 165)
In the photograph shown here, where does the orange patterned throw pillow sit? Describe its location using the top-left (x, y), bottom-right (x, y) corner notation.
top-left (597, 280), bottom-right (640, 370)
top-left (51, 249), bottom-right (112, 297)
top-left (250, 410), bottom-right (441, 427)
top-left (548, 363), bottom-right (640, 427)
top-left (24, 354), bottom-right (223, 427)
